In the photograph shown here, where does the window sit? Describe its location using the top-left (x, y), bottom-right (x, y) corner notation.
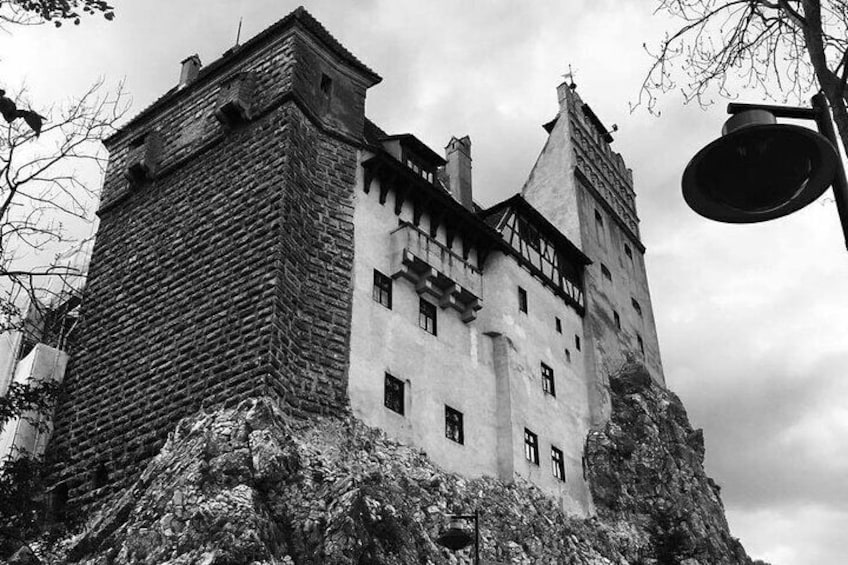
top-left (384, 373), bottom-right (404, 415)
top-left (555, 317), bottom-right (562, 333)
top-left (320, 73), bottom-right (333, 97)
top-left (601, 263), bottom-right (612, 281)
top-left (541, 362), bottom-right (556, 396)
top-left (518, 217), bottom-right (541, 251)
top-left (419, 298), bottom-right (437, 335)
top-left (565, 348), bottom-right (571, 363)
top-left (594, 209), bottom-right (606, 244)
top-left (575, 334), bottom-right (581, 351)
top-left (518, 286), bottom-right (528, 313)
top-left (637, 334), bottom-right (644, 355)
top-left (552, 446), bottom-right (566, 481)
top-left (631, 297), bottom-right (643, 317)
top-left (445, 406), bottom-right (464, 444)
top-left (372, 269), bottom-right (392, 309)
top-left (624, 243), bottom-right (633, 260)
top-left (613, 310), bottom-right (621, 329)
top-left (524, 429), bottom-right (539, 464)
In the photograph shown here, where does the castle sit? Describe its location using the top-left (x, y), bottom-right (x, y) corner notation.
top-left (21, 7), bottom-right (664, 516)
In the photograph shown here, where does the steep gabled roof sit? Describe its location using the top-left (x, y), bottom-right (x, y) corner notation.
top-left (108, 7), bottom-right (381, 144)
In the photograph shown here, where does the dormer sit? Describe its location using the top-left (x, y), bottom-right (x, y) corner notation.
top-left (379, 134), bottom-right (446, 184)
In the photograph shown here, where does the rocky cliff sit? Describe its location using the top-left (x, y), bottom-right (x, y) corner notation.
top-left (23, 365), bottom-right (765, 564)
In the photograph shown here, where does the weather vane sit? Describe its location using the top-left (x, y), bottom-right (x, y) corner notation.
top-left (562, 65), bottom-right (577, 90)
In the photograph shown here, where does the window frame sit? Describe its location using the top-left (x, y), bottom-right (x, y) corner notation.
top-left (541, 362), bottom-right (556, 396)
top-left (419, 298), bottom-right (437, 335)
top-left (551, 446), bottom-right (566, 481)
top-left (445, 405), bottom-right (464, 445)
top-left (524, 428), bottom-right (539, 465)
top-left (383, 373), bottom-right (404, 415)
top-left (372, 269), bottom-right (393, 309)
top-left (518, 286), bottom-right (528, 313)
top-left (555, 317), bottom-right (562, 333)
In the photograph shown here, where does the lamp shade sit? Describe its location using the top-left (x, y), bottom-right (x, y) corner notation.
top-left (682, 110), bottom-right (839, 223)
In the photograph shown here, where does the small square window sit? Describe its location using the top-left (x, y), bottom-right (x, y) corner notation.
top-left (601, 263), bottom-right (612, 281)
top-left (631, 298), bottom-right (643, 317)
top-left (445, 405), bottom-right (464, 444)
top-left (552, 446), bottom-right (566, 481)
top-left (518, 287), bottom-right (528, 313)
top-left (637, 334), bottom-right (644, 356)
top-left (613, 310), bottom-right (621, 330)
top-left (372, 269), bottom-right (392, 309)
top-left (575, 334), bottom-right (581, 351)
top-left (565, 348), bottom-right (571, 363)
top-left (419, 298), bottom-right (437, 335)
top-left (384, 373), bottom-right (404, 415)
top-left (524, 428), bottom-right (539, 464)
top-left (541, 363), bottom-right (556, 396)
top-left (555, 317), bottom-right (562, 333)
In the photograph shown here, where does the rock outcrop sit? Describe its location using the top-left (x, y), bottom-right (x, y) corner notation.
top-left (37, 365), bottom-right (763, 564)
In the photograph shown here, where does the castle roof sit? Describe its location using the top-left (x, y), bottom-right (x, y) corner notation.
top-left (107, 6), bottom-right (381, 145)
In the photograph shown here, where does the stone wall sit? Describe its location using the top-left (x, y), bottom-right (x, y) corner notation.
top-left (47, 26), bottom-right (364, 510)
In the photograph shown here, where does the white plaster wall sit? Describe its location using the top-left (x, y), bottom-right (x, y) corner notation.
top-left (349, 151), bottom-right (595, 516)
top-left (520, 113), bottom-right (582, 248)
top-left (475, 255), bottom-right (593, 515)
top-left (348, 161), bottom-right (500, 478)
top-left (0, 343), bottom-right (69, 462)
top-left (0, 331), bottom-right (22, 397)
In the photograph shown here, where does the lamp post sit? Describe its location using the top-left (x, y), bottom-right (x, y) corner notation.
top-left (681, 93), bottom-right (848, 250)
top-left (436, 510), bottom-right (480, 564)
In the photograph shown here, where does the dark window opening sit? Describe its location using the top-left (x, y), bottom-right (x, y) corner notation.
top-left (555, 317), bottom-right (562, 333)
top-left (372, 269), bottom-right (392, 309)
top-left (320, 73), bottom-right (333, 97)
top-left (541, 362), bottom-right (556, 396)
top-left (601, 263), bottom-right (612, 281)
top-left (631, 297), bottom-right (643, 317)
top-left (552, 446), bottom-right (566, 481)
top-left (419, 298), bottom-right (437, 335)
top-left (565, 348), bottom-right (571, 363)
top-left (384, 373), bottom-right (404, 415)
top-left (575, 334), bottom-right (581, 351)
top-left (614, 310), bottom-right (621, 329)
top-left (445, 405), bottom-right (464, 444)
top-left (93, 463), bottom-right (109, 489)
top-left (624, 244), bottom-right (633, 260)
top-left (518, 287), bottom-right (528, 313)
top-left (637, 334), bottom-right (645, 356)
top-left (524, 428), bottom-right (539, 464)
top-left (594, 209), bottom-right (604, 226)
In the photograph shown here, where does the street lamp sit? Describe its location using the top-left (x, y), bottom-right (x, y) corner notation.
top-left (681, 93), bottom-right (848, 249)
top-left (436, 511), bottom-right (480, 564)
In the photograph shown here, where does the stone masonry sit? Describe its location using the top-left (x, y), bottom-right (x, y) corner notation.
top-left (46, 8), bottom-right (380, 510)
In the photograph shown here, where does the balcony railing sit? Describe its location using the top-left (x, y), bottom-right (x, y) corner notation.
top-left (390, 222), bottom-right (482, 322)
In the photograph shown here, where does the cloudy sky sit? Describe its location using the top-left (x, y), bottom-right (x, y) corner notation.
top-left (3, 1), bottom-right (847, 563)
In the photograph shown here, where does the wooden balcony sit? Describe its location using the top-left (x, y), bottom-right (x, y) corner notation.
top-left (390, 222), bottom-right (482, 322)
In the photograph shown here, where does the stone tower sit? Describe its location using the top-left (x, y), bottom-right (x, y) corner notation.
top-left (46, 8), bottom-right (381, 509)
top-left (522, 84), bottom-right (665, 424)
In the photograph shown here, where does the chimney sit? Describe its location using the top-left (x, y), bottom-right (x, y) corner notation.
top-left (179, 54), bottom-right (202, 88)
top-left (557, 81), bottom-right (574, 115)
top-left (445, 135), bottom-right (472, 210)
